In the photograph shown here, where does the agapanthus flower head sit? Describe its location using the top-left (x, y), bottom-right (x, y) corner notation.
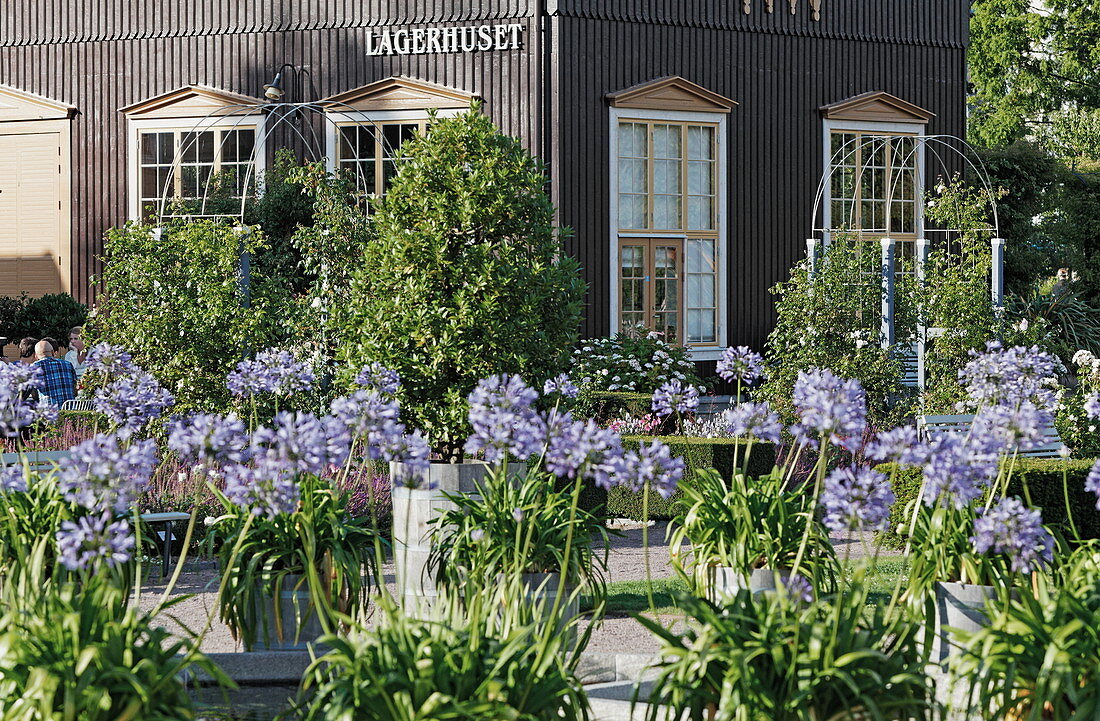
top-left (95, 371), bottom-right (175, 436)
top-left (56, 512), bottom-right (135, 572)
top-left (959, 342), bottom-right (1062, 408)
top-left (166, 413), bottom-right (250, 468)
top-left (543, 373), bottom-right (579, 399)
top-left (330, 389), bottom-right (403, 454)
top-left (921, 434), bottom-right (997, 509)
top-left (716, 346), bottom-right (765, 385)
top-left (970, 401), bottom-right (1051, 455)
top-left (544, 410), bottom-right (627, 487)
top-left (251, 411), bottom-right (351, 475)
top-left (1085, 392), bottom-right (1100, 422)
top-left (387, 429), bottom-right (433, 488)
top-left (465, 375), bottom-right (546, 464)
top-left (970, 497), bottom-right (1054, 574)
top-left (820, 466), bottom-right (895, 532)
top-left (1, 466), bottom-right (27, 493)
top-left (85, 343), bottom-right (137, 378)
top-left (780, 573), bottom-right (814, 604)
top-left (1086, 459), bottom-right (1100, 510)
top-left (651, 379), bottom-right (699, 418)
top-left (354, 362), bottom-right (401, 395)
top-left (865, 425), bottom-right (928, 467)
top-left (723, 401), bottom-right (782, 443)
top-left (792, 368), bottom-right (867, 449)
top-left (621, 440), bottom-right (685, 498)
top-left (226, 348), bottom-right (315, 397)
top-left (58, 434), bottom-right (157, 512)
top-left (222, 458), bottom-right (300, 519)
top-left (0, 362), bottom-right (57, 436)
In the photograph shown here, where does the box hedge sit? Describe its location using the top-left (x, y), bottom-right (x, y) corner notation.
top-left (881, 459), bottom-right (1100, 546)
top-left (581, 436), bottom-right (778, 520)
top-left (572, 390), bottom-right (653, 424)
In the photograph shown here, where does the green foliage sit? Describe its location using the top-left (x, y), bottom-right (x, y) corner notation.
top-left (1058, 353), bottom-right (1100, 457)
top-left (90, 220), bottom-right (276, 413)
top-left (0, 294), bottom-right (26, 341)
top-left (246, 149), bottom-right (319, 293)
top-left (10, 293), bottom-right (87, 343)
top-left (758, 233), bottom-right (909, 429)
top-left (640, 584), bottom-right (935, 721)
top-left (568, 332), bottom-right (700, 394)
top-left (668, 469), bottom-right (836, 587)
top-left (206, 473), bottom-right (379, 651)
top-left (337, 108), bottom-right (585, 458)
top-left (598, 436), bottom-right (777, 521)
top-left (1009, 285), bottom-right (1100, 363)
top-left (571, 389), bottom-right (652, 423)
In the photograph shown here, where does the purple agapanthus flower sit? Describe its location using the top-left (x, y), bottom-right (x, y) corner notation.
top-left (85, 343), bottom-right (138, 378)
top-left (716, 346), bottom-right (765, 385)
top-left (620, 440), bottom-right (685, 498)
top-left (970, 401), bottom-right (1051, 455)
top-left (95, 371), bottom-right (175, 436)
top-left (723, 402), bottom-right (782, 443)
top-left (959, 342), bottom-right (1062, 409)
top-left (222, 458), bottom-right (300, 519)
top-left (781, 574), bottom-right (814, 604)
top-left (651, 379), bottom-right (699, 418)
top-left (544, 410), bottom-right (627, 487)
top-left (386, 429), bottom-right (433, 488)
top-left (251, 411), bottom-right (351, 475)
top-left (792, 368), bottom-right (867, 449)
top-left (464, 375), bottom-right (546, 464)
top-left (226, 348), bottom-right (315, 397)
top-left (0, 362), bottom-right (57, 436)
top-left (56, 512), bottom-right (135, 572)
top-left (166, 413), bottom-right (250, 468)
top-left (1086, 459), bottom-right (1100, 510)
top-left (330, 389), bottom-right (403, 453)
top-left (865, 426), bottom-right (929, 467)
top-left (1, 466), bottom-right (27, 493)
top-left (970, 497), bottom-right (1054, 575)
top-left (921, 435), bottom-right (997, 509)
top-left (58, 434), bottom-right (157, 512)
top-left (1084, 392), bottom-right (1100, 421)
top-left (820, 466), bottom-right (895, 532)
top-left (355, 362), bottom-right (401, 396)
top-left (543, 373), bottom-right (580, 399)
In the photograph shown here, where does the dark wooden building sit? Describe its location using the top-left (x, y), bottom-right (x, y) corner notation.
top-left (0, 0), bottom-right (968, 354)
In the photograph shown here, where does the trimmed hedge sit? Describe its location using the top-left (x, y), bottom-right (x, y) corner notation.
top-left (572, 390), bottom-right (653, 424)
top-left (881, 459), bottom-right (1100, 545)
top-left (586, 436), bottom-right (778, 520)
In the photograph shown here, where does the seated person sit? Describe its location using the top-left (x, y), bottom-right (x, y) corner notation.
top-left (64, 326), bottom-right (87, 379)
top-left (18, 337), bottom-right (37, 365)
top-left (32, 339), bottom-right (76, 405)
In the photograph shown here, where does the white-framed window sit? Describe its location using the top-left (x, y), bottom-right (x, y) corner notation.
top-left (127, 115), bottom-right (265, 221)
top-left (609, 108), bottom-right (728, 360)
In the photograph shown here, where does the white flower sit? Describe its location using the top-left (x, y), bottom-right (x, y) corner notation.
top-left (855, 339), bottom-right (868, 349)
top-left (612, 376), bottom-right (621, 382)
top-left (1073, 350), bottom-right (1094, 367)
top-left (1090, 425), bottom-right (1097, 433)
top-left (1059, 446), bottom-right (1072, 459)
top-left (608, 384), bottom-right (620, 390)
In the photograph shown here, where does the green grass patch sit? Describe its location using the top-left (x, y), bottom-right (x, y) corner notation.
top-left (842, 556), bottom-right (910, 607)
top-left (599, 577), bottom-right (689, 615)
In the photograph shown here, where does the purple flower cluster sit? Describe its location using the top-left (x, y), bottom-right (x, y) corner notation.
top-left (820, 466), bottom-right (895, 532)
top-left (865, 426), bottom-right (929, 466)
top-left (1, 466), bottom-right (27, 493)
top-left (792, 368), bottom-right (867, 449)
top-left (222, 459), bottom-right (301, 519)
top-left (1086, 459), bottom-right (1100, 510)
top-left (58, 434), bottom-right (157, 512)
top-left (226, 348), bottom-right (316, 397)
top-left (621, 440), bottom-right (685, 498)
top-left (781, 573), bottom-right (814, 604)
top-left (959, 342), bottom-right (1061, 408)
top-left (95, 370), bottom-right (175, 437)
top-left (716, 346), bottom-right (765, 385)
top-left (465, 375), bottom-right (545, 464)
top-left (921, 435), bottom-right (998, 509)
top-left (0, 362), bottom-right (57, 436)
top-left (723, 401), bottom-right (782, 443)
top-left (167, 413), bottom-right (251, 467)
top-left (85, 343), bottom-right (137, 378)
top-left (56, 512), bottom-right (135, 572)
top-left (385, 430), bottom-right (431, 487)
top-left (355, 362), bottom-right (400, 396)
top-left (543, 373), bottom-right (580, 399)
top-left (251, 412), bottom-right (351, 476)
top-left (970, 497), bottom-right (1054, 574)
top-left (544, 410), bottom-right (626, 487)
top-left (970, 401), bottom-right (1051, 455)
top-left (1085, 392), bottom-right (1100, 421)
top-left (651, 379), bottom-right (699, 418)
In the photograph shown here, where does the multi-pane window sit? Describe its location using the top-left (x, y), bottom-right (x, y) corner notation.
top-left (616, 120), bottom-right (720, 346)
top-left (138, 128), bottom-right (256, 219)
top-left (828, 132), bottom-right (917, 237)
top-left (337, 121), bottom-right (424, 198)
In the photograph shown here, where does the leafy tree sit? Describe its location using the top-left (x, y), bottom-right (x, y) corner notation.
top-left (338, 108), bottom-right (586, 460)
top-left (12, 293), bottom-right (87, 343)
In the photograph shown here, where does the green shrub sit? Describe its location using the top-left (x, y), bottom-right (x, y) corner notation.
top-left (12, 293), bottom-right (87, 343)
top-left (572, 390), bottom-right (652, 423)
top-left (338, 107), bottom-right (585, 459)
top-left (881, 459), bottom-right (1100, 546)
top-left (568, 333), bottom-right (700, 394)
top-left (0, 294), bottom-right (25, 342)
top-left (600, 436), bottom-right (777, 520)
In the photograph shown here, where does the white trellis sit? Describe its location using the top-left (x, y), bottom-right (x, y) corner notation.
top-left (807, 134), bottom-right (1004, 390)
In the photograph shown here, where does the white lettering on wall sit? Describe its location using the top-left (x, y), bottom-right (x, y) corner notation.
top-left (366, 23), bottom-right (525, 56)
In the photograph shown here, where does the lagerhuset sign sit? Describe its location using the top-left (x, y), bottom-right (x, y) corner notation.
top-left (366, 23), bottom-right (525, 56)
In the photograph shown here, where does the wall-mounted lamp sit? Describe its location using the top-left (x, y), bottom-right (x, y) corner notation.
top-left (262, 71), bottom-right (285, 100)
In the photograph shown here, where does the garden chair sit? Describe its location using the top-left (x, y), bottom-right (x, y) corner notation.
top-left (917, 413), bottom-right (1067, 458)
top-left (61, 399), bottom-right (98, 412)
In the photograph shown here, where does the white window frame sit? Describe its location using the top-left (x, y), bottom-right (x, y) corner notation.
top-left (608, 107), bottom-right (729, 361)
top-left (821, 118), bottom-right (926, 245)
top-left (323, 108), bottom-right (464, 178)
top-left (127, 114), bottom-right (267, 221)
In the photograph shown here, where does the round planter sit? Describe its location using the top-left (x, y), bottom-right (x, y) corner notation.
top-left (707, 566), bottom-right (789, 603)
top-left (250, 574), bottom-right (325, 652)
top-left (932, 580), bottom-right (998, 662)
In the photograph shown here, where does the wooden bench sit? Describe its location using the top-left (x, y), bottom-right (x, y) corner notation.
top-left (917, 413), bottom-right (1067, 458)
top-left (1, 450), bottom-right (190, 578)
top-left (61, 399), bottom-right (98, 412)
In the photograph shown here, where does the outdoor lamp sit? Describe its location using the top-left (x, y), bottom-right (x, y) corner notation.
top-left (263, 71), bottom-right (285, 100)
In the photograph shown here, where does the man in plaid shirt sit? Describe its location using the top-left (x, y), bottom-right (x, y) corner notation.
top-left (32, 340), bottom-right (76, 405)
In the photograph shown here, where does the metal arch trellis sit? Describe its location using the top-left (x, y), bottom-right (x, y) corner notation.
top-left (807, 134), bottom-right (1007, 391)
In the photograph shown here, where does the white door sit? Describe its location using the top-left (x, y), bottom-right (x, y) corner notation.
top-left (0, 131), bottom-right (65, 297)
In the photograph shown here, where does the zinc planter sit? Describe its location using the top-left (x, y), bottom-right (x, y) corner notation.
top-left (707, 566), bottom-right (789, 603)
top-left (250, 574), bottom-right (325, 652)
top-left (932, 580), bottom-right (998, 662)
top-left (391, 461), bottom-right (525, 616)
